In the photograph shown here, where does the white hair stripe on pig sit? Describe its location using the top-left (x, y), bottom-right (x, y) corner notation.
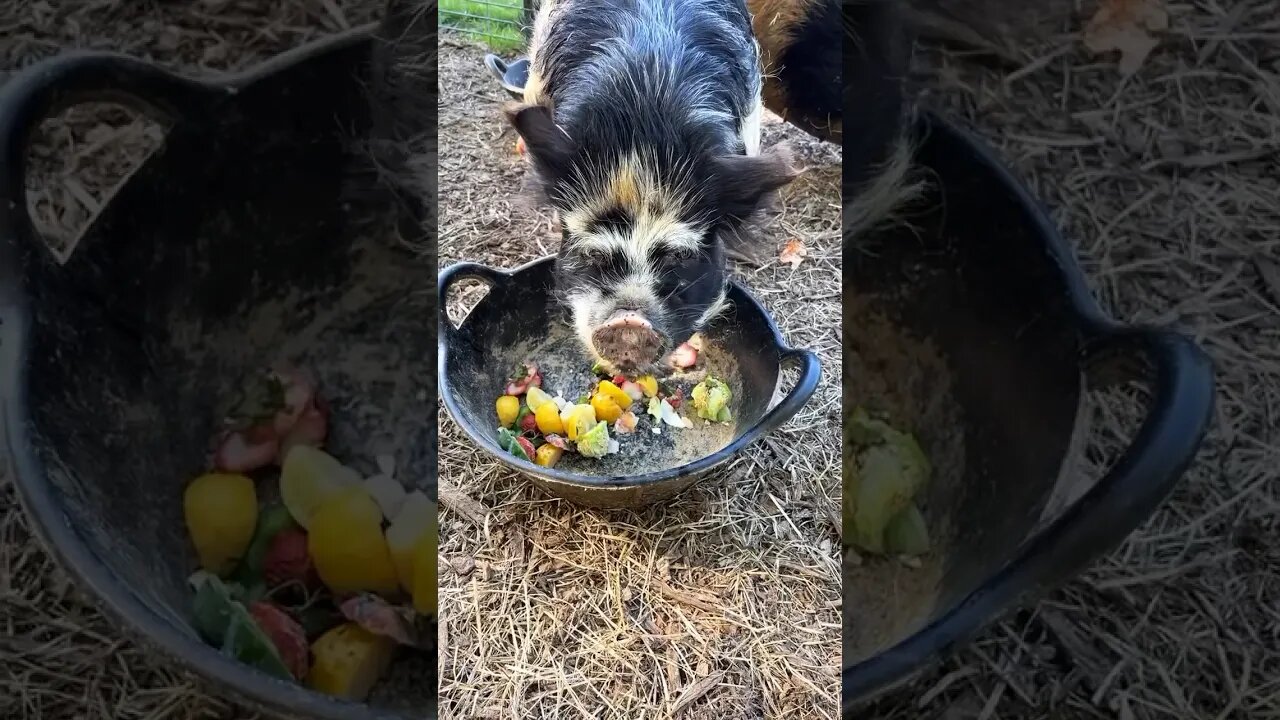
top-left (696, 286), bottom-right (730, 328)
top-left (560, 153), bottom-right (706, 262)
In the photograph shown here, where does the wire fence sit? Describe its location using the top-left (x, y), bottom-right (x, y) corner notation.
top-left (439, 0), bottom-right (528, 51)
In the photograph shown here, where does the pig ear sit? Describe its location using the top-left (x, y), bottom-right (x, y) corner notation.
top-left (712, 143), bottom-right (801, 218)
top-left (505, 102), bottom-right (572, 180)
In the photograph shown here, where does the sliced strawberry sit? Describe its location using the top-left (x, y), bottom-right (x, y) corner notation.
top-left (505, 363), bottom-right (541, 395)
top-left (214, 430), bottom-right (278, 473)
top-left (667, 389), bottom-right (684, 409)
top-left (611, 374), bottom-right (627, 385)
top-left (671, 343), bottom-right (698, 369)
top-left (248, 601), bottom-right (309, 680)
top-left (620, 380), bottom-right (644, 401)
top-left (262, 527), bottom-right (319, 591)
top-left (515, 436), bottom-right (536, 460)
top-left (519, 412), bottom-right (539, 434)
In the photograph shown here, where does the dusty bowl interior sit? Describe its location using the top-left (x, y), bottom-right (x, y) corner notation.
top-left (3, 36), bottom-right (436, 719)
top-left (440, 258), bottom-right (796, 494)
top-left (842, 116), bottom-right (1089, 676)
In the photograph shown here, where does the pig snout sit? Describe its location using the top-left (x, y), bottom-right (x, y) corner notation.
top-left (591, 311), bottom-right (665, 369)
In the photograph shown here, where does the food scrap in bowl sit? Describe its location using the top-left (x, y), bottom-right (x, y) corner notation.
top-left (491, 336), bottom-right (735, 470)
top-left (843, 406), bottom-right (933, 558)
top-left (181, 365), bottom-right (434, 702)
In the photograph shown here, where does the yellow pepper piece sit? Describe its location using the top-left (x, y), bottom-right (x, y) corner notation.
top-left (636, 375), bottom-right (658, 398)
top-left (309, 487), bottom-right (400, 596)
top-left (534, 402), bottom-right (565, 435)
top-left (183, 473), bottom-right (257, 576)
top-left (565, 404), bottom-right (597, 441)
top-left (385, 491), bottom-right (433, 593)
top-left (308, 623), bottom-right (396, 701)
top-left (535, 443), bottom-right (563, 467)
top-left (596, 380), bottom-right (633, 409)
top-left (412, 514), bottom-right (437, 617)
top-left (496, 395), bottom-right (520, 427)
top-left (591, 393), bottom-right (623, 423)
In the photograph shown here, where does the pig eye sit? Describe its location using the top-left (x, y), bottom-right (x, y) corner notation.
top-left (580, 247), bottom-right (609, 264)
top-left (656, 246), bottom-right (694, 266)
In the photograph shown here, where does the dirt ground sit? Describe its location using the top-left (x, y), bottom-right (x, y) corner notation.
top-left (1, 1), bottom-right (1277, 720)
top-left (436, 37), bottom-right (844, 718)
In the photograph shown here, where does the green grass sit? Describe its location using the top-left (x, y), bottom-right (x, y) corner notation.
top-left (439, 0), bottom-right (524, 52)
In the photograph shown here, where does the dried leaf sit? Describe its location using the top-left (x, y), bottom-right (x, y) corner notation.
top-left (779, 238), bottom-right (807, 267)
top-left (1083, 0), bottom-right (1169, 76)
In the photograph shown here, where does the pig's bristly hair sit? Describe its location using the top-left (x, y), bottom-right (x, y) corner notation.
top-left (512, 0), bottom-right (798, 269)
top-left (842, 0), bottom-right (918, 242)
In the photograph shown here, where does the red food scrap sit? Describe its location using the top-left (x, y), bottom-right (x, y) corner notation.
top-left (667, 389), bottom-right (684, 409)
top-left (262, 527), bottom-right (319, 590)
top-left (248, 601), bottom-right (310, 680)
top-left (620, 380), bottom-right (644, 401)
top-left (505, 363), bottom-right (543, 395)
top-left (213, 428), bottom-right (278, 473)
top-left (670, 343), bottom-right (698, 369)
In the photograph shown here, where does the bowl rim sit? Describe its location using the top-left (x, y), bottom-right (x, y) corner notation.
top-left (0, 27), bottom-right (429, 720)
top-left (438, 255), bottom-right (822, 490)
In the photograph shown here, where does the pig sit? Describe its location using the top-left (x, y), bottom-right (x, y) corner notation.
top-left (508, 0), bottom-right (801, 374)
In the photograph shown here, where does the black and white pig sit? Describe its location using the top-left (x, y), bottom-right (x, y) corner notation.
top-left (509, 0), bottom-right (798, 374)
top-left (508, 0), bottom-right (909, 374)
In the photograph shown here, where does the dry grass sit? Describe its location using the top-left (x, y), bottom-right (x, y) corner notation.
top-left (435, 37), bottom-right (844, 719)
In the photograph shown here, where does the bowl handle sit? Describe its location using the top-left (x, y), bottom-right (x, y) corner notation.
top-left (437, 261), bottom-right (510, 347)
top-left (483, 54), bottom-right (509, 83)
top-left (752, 347), bottom-right (822, 435)
top-left (1038, 327), bottom-right (1215, 577)
top-left (842, 327), bottom-right (1213, 710)
top-left (0, 52), bottom-right (225, 254)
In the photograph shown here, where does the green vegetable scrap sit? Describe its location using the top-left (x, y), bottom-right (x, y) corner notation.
top-left (576, 420), bottom-right (610, 458)
top-left (191, 572), bottom-right (292, 679)
top-left (883, 502), bottom-right (930, 556)
top-left (497, 427), bottom-right (532, 461)
top-left (844, 407), bottom-right (933, 556)
top-left (232, 503), bottom-right (295, 591)
top-left (691, 376), bottom-right (733, 423)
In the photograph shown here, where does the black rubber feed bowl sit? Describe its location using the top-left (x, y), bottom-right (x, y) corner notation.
top-left (840, 113), bottom-right (1214, 714)
top-left (0, 31), bottom-right (436, 720)
top-left (483, 54), bottom-right (529, 100)
top-left (438, 257), bottom-right (821, 509)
